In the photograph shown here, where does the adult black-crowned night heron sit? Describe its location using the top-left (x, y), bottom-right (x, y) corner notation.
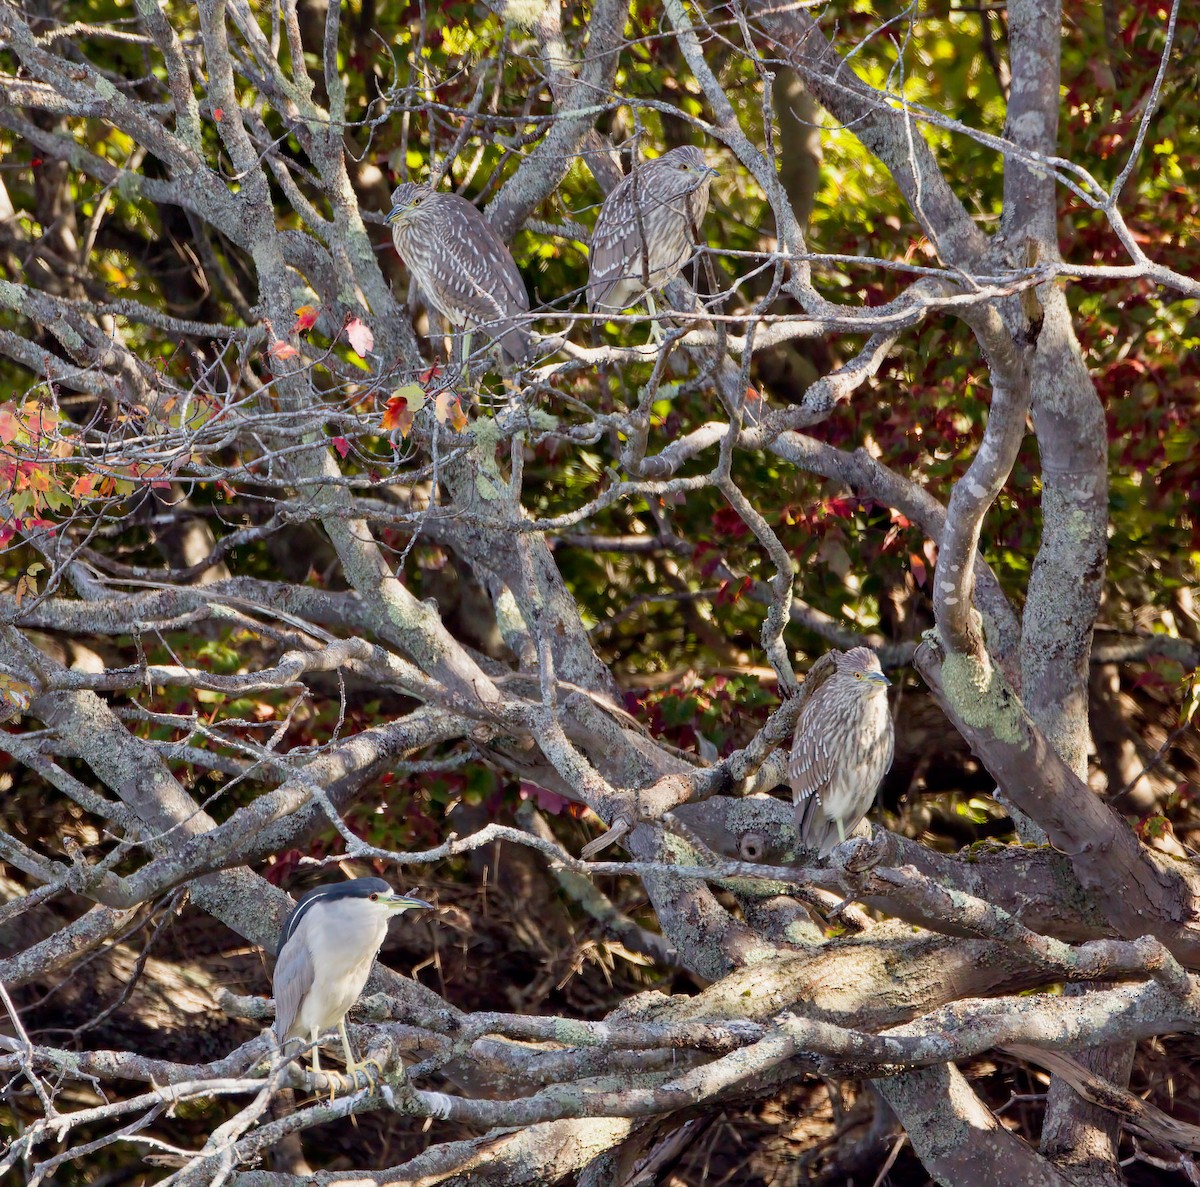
top-left (272, 877), bottom-right (430, 1074)
top-left (587, 145), bottom-right (718, 330)
top-left (385, 182), bottom-right (532, 367)
top-left (788, 647), bottom-right (895, 858)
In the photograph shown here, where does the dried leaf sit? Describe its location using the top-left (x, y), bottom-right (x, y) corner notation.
top-left (434, 391), bottom-right (468, 431)
top-left (346, 317), bottom-right (374, 357)
top-left (268, 341), bottom-right (299, 360)
top-left (0, 672), bottom-right (35, 721)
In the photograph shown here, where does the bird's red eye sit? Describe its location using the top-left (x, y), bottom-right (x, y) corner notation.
top-left (369, 892), bottom-right (379, 901)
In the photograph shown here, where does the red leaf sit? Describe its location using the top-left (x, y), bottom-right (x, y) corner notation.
top-left (213, 107), bottom-right (224, 122)
top-left (268, 340), bottom-right (299, 360)
top-left (909, 552), bottom-right (927, 588)
top-left (383, 384), bottom-right (425, 437)
top-left (715, 576), bottom-right (752, 606)
top-left (711, 506), bottom-right (750, 538)
top-left (291, 305), bottom-right (319, 334)
top-left (519, 781), bottom-right (572, 815)
top-left (332, 436), bottom-right (349, 458)
top-left (824, 496), bottom-right (857, 519)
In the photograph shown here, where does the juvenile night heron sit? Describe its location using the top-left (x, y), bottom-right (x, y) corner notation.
top-left (385, 182), bottom-right (532, 368)
top-left (788, 647), bottom-right (894, 858)
top-left (587, 145), bottom-right (718, 332)
top-left (272, 877), bottom-right (431, 1074)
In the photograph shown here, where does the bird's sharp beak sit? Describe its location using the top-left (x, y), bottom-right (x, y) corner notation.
top-left (382, 893), bottom-right (432, 912)
top-left (704, 165), bottom-right (719, 178)
top-left (867, 671), bottom-right (891, 688)
top-left (384, 206), bottom-right (402, 225)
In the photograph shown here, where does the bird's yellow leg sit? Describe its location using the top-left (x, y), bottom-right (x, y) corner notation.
top-left (309, 1029), bottom-right (339, 1102)
top-left (338, 1018), bottom-right (357, 1075)
top-left (450, 329), bottom-right (473, 386)
top-left (645, 293), bottom-right (665, 346)
top-left (462, 330), bottom-right (474, 385)
top-left (339, 1019), bottom-right (385, 1092)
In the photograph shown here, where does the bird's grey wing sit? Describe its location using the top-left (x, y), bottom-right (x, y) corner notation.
top-left (466, 217), bottom-right (531, 315)
top-left (587, 173), bottom-right (649, 311)
top-left (439, 195), bottom-right (529, 315)
top-left (272, 934), bottom-right (314, 1043)
top-left (788, 687), bottom-right (838, 853)
top-left (440, 208), bottom-right (532, 361)
top-left (788, 713), bottom-right (835, 806)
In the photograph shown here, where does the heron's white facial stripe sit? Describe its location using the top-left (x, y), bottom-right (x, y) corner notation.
top-left (282, 889), bottom-right (342, 947)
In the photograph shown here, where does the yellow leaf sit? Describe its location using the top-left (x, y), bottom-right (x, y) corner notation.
top-left (434, 392), bottom-right (468, 432)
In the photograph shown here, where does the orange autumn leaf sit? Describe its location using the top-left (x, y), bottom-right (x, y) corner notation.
top-left (0, 406), bottom-right (19, 444)
top-left (291, 305), bottom-right (319, 334)
top-left (382, 397), bottom-right (415, 438)
top-left (382, 383), bottom-right (425, 438)
top-left (71, 473), bottom-right (98, 499)
top-left (268, 340), bottom-right (299, 360)
top-left (25, 467), bottom-right (51, 494)
top-left (434, 391), bottom-right (468, 431)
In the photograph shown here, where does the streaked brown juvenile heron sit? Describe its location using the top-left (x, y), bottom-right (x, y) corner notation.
top-left (587, 145), bottom-right (718, 331)
top-left (386, 182), bottom-right (532, 367)
top-left (788, 648), bottom-right (894, 858)
top-left (272, 877), bottom-right (431, 1074)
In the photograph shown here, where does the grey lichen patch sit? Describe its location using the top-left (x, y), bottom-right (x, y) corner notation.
top-left (503, 0), bottom-right (548, 30)
top-left (0, 279), bottom-right (24, 310)
top-left (660, 831), bottom-right (701, 867)
top-left (470, 417), bottom-right (508, 502)
top-left (940, 648), bottom-right (1025, 746)
top-left (493, 585), bottom-right (529, 638)
top-left (551, 1018), bottom-right (603, 1047)
top-left (471, 415), bottom-right (503, 452)
top-left (475, 472), bottom-right (504, 502)
top-left (116, 170), bottom-right (143, 203)
top-left (52, 322), bottom-right (86, 354)
top-left (93, 76), bottom-right (119, 102)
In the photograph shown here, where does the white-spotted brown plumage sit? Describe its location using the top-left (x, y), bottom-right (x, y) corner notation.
top-left (587, 145), bottom-right (718, 315)
top-left (788, 647), bottom-right (894, 858)
top-left (386, 183), bottom-right (532, 365)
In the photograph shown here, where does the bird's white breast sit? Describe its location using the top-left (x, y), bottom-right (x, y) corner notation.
top-left (294, 906), bottom-right (388, 1036)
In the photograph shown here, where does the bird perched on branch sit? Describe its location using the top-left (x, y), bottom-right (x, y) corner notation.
top-left (272, 877), bottom-right (431, 1075)
top-left (587, 145), bottom-right (718, 332)
top-left (386, 182), bottom-right (532, 368)
top-left (787, 648), bottom-right (894, 858)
